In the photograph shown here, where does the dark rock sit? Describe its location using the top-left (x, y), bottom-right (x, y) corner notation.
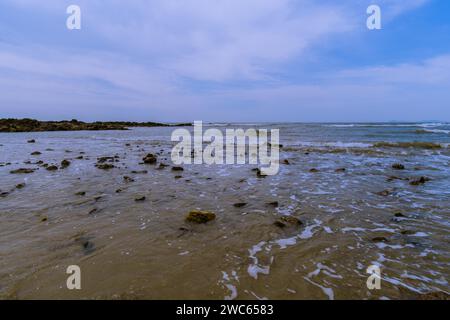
top-left (135, 196), bottom-right (146, 201)
top-left (131, 170), bottom-right (147, 174)
top-left (40, 216), bottom-right (48, 222)
top-left (392, 163), bottom-right (405, 170)
top-left (31, 151), bottom-right (41, 156)
top-left (88, 208), bottom-right (98, 215)
top-left (0, 191), bottom-right (9, 197)
top-left (27, 139), bottom-right (36, 143)
top-left (394, 212), bottom-right (406, 218)
top-left (186, 210), bottom-right (216, 224)
top-left (274, 216), bottom-right (303, 228)
top-left (410, 177), bottom-right (431, 186)
top-left (174, 175), bottom-right (182, 179)
top-left (172, 166), bottom-right (184, 172)
top-left (123, 176), bottom-right (135, 183)
top-left (371, 237), bottom-right (389, 243)
top-left (309, 168), bottom-right (319, 173)
top-left (46, 165), bottom-right (58, 171)
top-left (335, 168), bottom-right (346, 172)
top-left (143, 154), bottom-right (157, 164)
top-left (16, 183), bottom-right (25, 189)
top-left (266, 201), bottom-right (279, 207)
top-left (75, 191), bottom-right (86, 196)
top-left (233, 202), bottom-right (247, 208)
top-left (61, 159), bottom-right (71, 168)
top-left (282, 159), bottom-right (290, 165)
top-left (115, 189), bottom-right (123, 193)
top-left (254, 168), bottom-right (267, 178)
top-left (376, 190), bottom-right (391, 197)
top-left (76, 156), bottom-right (84, 160)
top-left (10, 168), bottom-right (36, 174)
top-left (95, 163), bottom-right (115, 170)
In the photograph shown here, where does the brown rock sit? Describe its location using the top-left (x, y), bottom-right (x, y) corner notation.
top-left (10, 168), bottom-right (36, 174)
top-left (186, 210), bottom-right (216, 224)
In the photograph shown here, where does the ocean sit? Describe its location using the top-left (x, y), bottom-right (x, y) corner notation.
top-left (0, 122), bottom-right (449, 299)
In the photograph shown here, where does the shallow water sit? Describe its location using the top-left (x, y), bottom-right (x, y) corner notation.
top-left (0, 123), bottom-right (449, 299)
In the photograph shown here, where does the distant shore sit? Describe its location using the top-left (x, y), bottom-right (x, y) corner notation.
top-left (0, 118), bottom-right (192, 132)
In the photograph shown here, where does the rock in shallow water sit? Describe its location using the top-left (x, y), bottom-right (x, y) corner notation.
top-left (186, 210), bottom-right (216, 224)
top-left (10, 168), bottom-right (36, 174)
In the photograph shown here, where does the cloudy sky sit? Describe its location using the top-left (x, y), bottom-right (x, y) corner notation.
top-left (0, 0), bottom-right (449, 122)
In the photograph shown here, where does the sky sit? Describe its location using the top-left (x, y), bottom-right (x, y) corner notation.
top-left (0, 0), bottom-right (449, 122)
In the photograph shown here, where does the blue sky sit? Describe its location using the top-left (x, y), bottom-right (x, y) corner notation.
top-left (0, 0), bottom-right (449, 122)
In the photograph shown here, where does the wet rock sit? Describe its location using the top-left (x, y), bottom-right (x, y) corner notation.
top-left (123, 176), bottom-right (135, 183)
top-left (46, 165), bottom-right (58, 171)
top-left (131, 170), bottom-right (147, 174)
top-left (386, 176), bottom-right (407, 182)
top-left (27, 139), bottom-right (36, 143)
top-left (115, 189), bottom-right (123, 193)
top-left (266, 201), bottom-right (279, 207)
top-left (16, 183), bottom-right (25, 189)
top-left (376, 190), bottom-right (391, 197)
top-left (172, 166), bottom-right (184, 172)
top-left (157, 163), bottom-right (169, 170)
top-left (253, 168), bottom-right (267, 178)
top-left (371, 237), bottom-right (389, 243)
top-left (282, 159), bottom-right (290, 165)
top-left (61, 159), bottom-right (71, 168)
top-left (76, 155), bottom-right (84, 160)
top-left (186, 210), bottom-right (216, 224)
top-left (233, 202), bottom-right (247, 208)
top-left (135, 196), bottom-right (146, 201)
top-left (400, 230), bottom-right (416, 235)
top-left (174, 175), bottom-right (182, 179)
top-left (31, 151), bottom-right (41, 156)
top-left (394, 212), bottom-right (406, 218)
top-left (0, 191), bottom-right (9, 197)
top-left (274, 216), bottom-right (303, 228)
top-left (392, 163), bottom-right (405, 170)
top-left (95, 163), bottom-right (115, 170)
top-left (143, 154), bottom-right (157, 164)
top-left (309, 168), bottom-right (319, 173)
top-left (81, 240), bottom-right (95, 255)
top-left (10, 168), bottom-right (36, 174)
top-left (410, 176), bottom-right (431, 186)
top-left (45, 148), bottom-right (54, 151)
top-left (335, 168), bottom-right (346, 173)
top-left (75, 191), bottom-right (86, 196)
top-left (40, 216), bottom-right (48, 222)
top-left (88, 208), bottom-right (98, 215)
top-left (97, 156), bottom-right (115, 163)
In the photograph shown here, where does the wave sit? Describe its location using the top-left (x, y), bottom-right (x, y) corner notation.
top-left (326, 123), bottom-right (449, 128)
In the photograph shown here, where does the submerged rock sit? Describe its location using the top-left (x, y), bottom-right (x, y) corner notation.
top-left (61, 159), bottom-right (71, 168)
top-left (10, 168), bottom-right (36, 174)
top-left (46, 165), bottom-right (58, 171)
top-left (143, 154), bottom-right (157, 164)
top-left (376, 190), bottom-right (391, 197)
top-left (266, 201), bottom-right (279, 207)
top-left (186, 210), bottom-right (216, 224)
top-left (172, 166), bottom-right (184, 172)
top-left (31, 151), bottom-right (41, 156)
top-left (309, 168), bottom-right (319, 173)
top-left (371, 237), bottom-right (389, 243)
top-left (75, 191), bottom-right (86, 196)
top-left (335, 168), bottom-right (346, 173)
top-left (95, 163), bottom-right (115, 170)
top-left (410, 176), bottom-right (431, 186)
top-left (282, 159), bottom-right (290, 165)
top-left (274, 216), bottom-right (303, 228)
top-left (27, 139), bottom-right (36, 143)
top-left (123, 176), bottom-right (135, 183)
top-left (16, 183), bottom-right (25, 189)
top-left (392, 163), bottom-right (405, 170)
top-left (233, 202), bottom-right (247, 208)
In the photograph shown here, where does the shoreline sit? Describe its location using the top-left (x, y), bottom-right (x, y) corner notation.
top-left (0, 118), bottom-right (192, 133)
